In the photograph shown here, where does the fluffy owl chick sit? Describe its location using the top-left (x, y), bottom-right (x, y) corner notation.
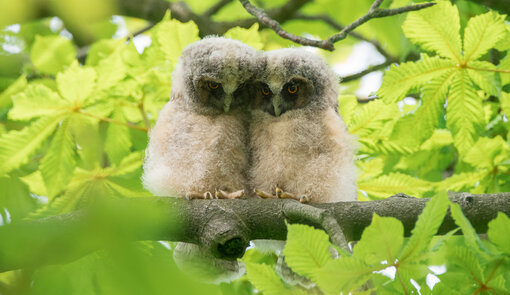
top-left (143, 37), bottom-right (257, 199)
top-left (250, 48), bottom-right (357, 203)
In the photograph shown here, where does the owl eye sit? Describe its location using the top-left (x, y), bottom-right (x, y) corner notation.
top-left (287, 84), bottom-right (298, 94)
top-left (261, 85), bottom-right (271, 96)
top-left (208, 82), bottom-right (220, 90)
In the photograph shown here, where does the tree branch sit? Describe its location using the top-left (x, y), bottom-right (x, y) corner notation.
top-left (340, 60), bottom-right (393, 83)
top-left (1, 193), bottom-right (510, 272)
top-left (239, 0), bottom-right (435, 51)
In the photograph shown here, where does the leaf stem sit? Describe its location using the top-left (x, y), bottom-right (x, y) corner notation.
top-left (78, 111), bottom-right (148, 132)
top-left (466, 66), bottom-right (510, 74)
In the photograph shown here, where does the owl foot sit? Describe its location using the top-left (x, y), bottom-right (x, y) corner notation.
top-left (215, 189), bottom-right (245, 199)
top-left (185, 191), bottom-right (215, 200)
top-left (275, 187), bottom-right (309, 203)
top-left (255, 189), bottom-right (277, 199)
top-left (255, 187), bottom-right (309, 203)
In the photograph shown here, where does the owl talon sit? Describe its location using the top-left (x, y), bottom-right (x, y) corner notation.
top-left (299, 195), bottom-right (309, 203)
top-left (215, 189), bottom-right (244, 199)
top-left (275, 186), bottom-right (306, 202)
top-left (255, 189), bottom-right (277, 199)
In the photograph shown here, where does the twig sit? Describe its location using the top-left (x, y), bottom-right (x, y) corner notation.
top-left (78, 111), bottom-right (148, 132)
top-left (293, 13), bottom-right (398, 63)
top-left (138, 94), bottom-right (151, 130)
top-left (239, 0), bottom-right (435, 51)
top-left (340, 60), bottom-right (393, 83)
top-left (282, 201), bottom-right (350, 252)
top-left (76, 22), bottom-right (155, 62)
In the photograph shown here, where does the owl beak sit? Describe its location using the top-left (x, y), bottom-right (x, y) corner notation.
top-left (272, 95), bottom-right (282, 117)
top-left (224, 94), bottom-right (233, 112)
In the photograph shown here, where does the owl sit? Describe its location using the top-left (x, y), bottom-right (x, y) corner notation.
top-left (142, 37), bottom-right (258, 199)
top-left (249, 48), bottom-right (357, 203)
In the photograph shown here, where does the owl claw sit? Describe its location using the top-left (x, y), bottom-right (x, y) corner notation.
top-left (185, 191), bottom-right (215, 200)
top-left (275, 186), bottom-right (308, 203)
top-left (255, 189), bottom-right (277, 199)
top-left (215, 189), bottom-right (245, 199)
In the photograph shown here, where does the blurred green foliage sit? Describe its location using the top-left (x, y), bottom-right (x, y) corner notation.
top-left (0, 0), bottom-right (509, 293)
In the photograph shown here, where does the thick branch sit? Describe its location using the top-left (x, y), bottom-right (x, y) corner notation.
top-left (1, 193), bottom-right (510, 272)
top-left (239, 0), bottom-right (436, 51)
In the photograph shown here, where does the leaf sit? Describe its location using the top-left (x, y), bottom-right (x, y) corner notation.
top-left (467, 61), bottom-right (500, 96)
top-left (446, 246), bottom-right (484, 281)
top-left (348, 99), bottom-right (398, 136)
top-left (358, 172), bottom-right (432, 199)
top-left (499, 53), bottom-right (510, 87)
top-left (487, 212), bottom-right (510, 255)
top-left (93, 53), bottom-right (127, 95)
top-left (501, 92), bottom-right (510, 117)
top-left (354, 214), bottom-right (404, 265)
top-left (446, 70), bottom-right (484, 155)
top-left (0, 114), bottom-right (64, 174)
top-left (244, 262), bottom-right (290, 295)
top-left (402, 1), bottom-right (461, 61)
top-left (463, 11), bottom-right (506, 62)
top-left (450, 202), bottom-right (488, 255)
top-left (156, 19), bottom-right (200, 64)
top-left (464, 136), bottom-right (510, 169)
top-left (30, 35), bottom-right (76, 75)
top-left (86, 38), bottom-right (125, 66)
top-left (20, 170), bottom-right (48, 197)
top-left (9, 84), bottom-right (68, 120)
top-left (56, 61), bottom-right (97, 104)
top-left (104, 109), bottom-right (132, 165)
top-left (337, 94), bottom-right (357, 126)
top-left (283, 224), bottom-right (332, 279)
top-left (0, 75), bottom-right (27, 109)
top-left (40, 118), bottom-right (77, 198)
top-left (0, 176), bottom-right (36, 220)
top-left (438, 171), bottom-right (488, 191)
top-left (378, 55), bottom-right (455, 103)
top-left (224, 23), bottom-right (263, 50)
top-left (315, 257), bottom-right (374, 294)
top-left (399, 192), bottom-right (449, 262)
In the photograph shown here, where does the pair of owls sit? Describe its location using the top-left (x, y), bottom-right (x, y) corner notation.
top-left (143, 37), bottom-right (357, 203)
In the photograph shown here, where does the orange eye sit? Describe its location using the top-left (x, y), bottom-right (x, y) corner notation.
top-left (261, 86), bottom-right (270, 96)
top-left (288, 84), bottom-right (298, 94)
top-left (208, 82), bottom-right (220, 90)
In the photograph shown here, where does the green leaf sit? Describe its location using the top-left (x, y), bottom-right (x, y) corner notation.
top-left (354, 213), bottom-right (403, 264)
top-left (438, 171), bottom-right (488, 191)
top-left (93, 53), bottom-right (127, 95)
top-left (315, 257), bottom-right (374, 294)
top-left (499, 53), bottom-right (510, 87)
top-left (224, 23), bottom-right (263, 50)
top-left (0, 176), bottom-right (36, 220)
top-left (86, 39), bottom-right (125, 66)
top-left (446, 70), bottom-right (483, 155)
top-left (337, 94), bottom-right (357, 126)
top-left (399, 192), bottom-right (449, 262)
top-left (348, 99), bottom-right (398, 136)
top-left (30, 35), bottom-right (76, 75)
top-left (0, 114), bottom-right (64, 174)
top-left (105, 109), bottom-right (132, 165)
top-left (244, 262), bottom-right (290, 295)
top-left (0, 75), bottom-right (27, 109)
top-left (9, 84), bottom-right (68, 120)
top-left (56, 61), bottom-right (97, 104)
top-left (446, 245), bottom-right (484, 281)
top-left (467, 61), bottom-right (500, 97)
top-left (402, 1), bottom-right (461, 61)
top-left (378, 55), bottom-right (455, 103)
top-left (450, 202), bottom-right (487, 255)
top-left (487, 212), bottom-right (510, 255)
top-left (463, 11), bottom-right (506, 62)
top-left (40, 118), bottom-right (76, 198)
top-left (358, 172), bottom-right (432, 199)
top-left (20, 170), bottom-right (48, 197)
top-left (464, 136), bottom-right (510, 169)
top-left (283, 224), bottom-right (332, 279)
top-left (501, 92), bottom-right (510, 118)
top-left (156, 19), bottom-right (200, 64)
